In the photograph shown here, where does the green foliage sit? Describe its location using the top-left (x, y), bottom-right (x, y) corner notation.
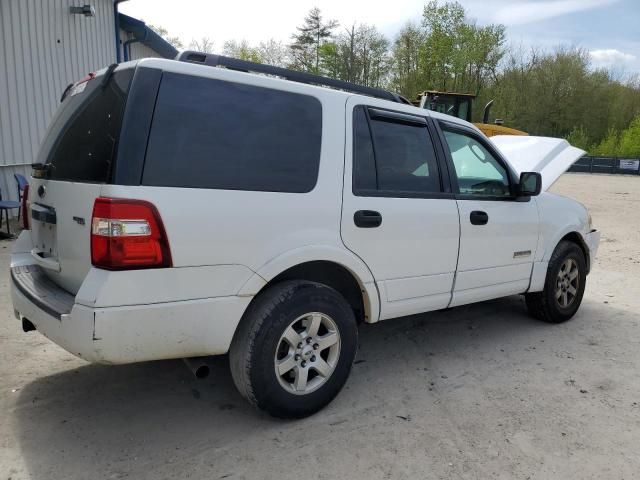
top-left (223, 40), bottom-right (262, 63)
top-left (387, 1), bottom-right (505, 99)
top-left (566, 126), bottom-right (591, 152)
top-left (618, 116), bottom-right (640, 158)
top-left (191, 2), bottom-right (640, 154)
top-left (592, 128), bottom-right (620, 156)
top-left (319, 24), bottom-right (391, 87)
top-left (390, 23), bottom-right (425, 97)
top-left (290, 7), bottom-right (338, 73)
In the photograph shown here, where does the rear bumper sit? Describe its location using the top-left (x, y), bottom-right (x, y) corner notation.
top-left (10, 265), bottom-right (251, 364)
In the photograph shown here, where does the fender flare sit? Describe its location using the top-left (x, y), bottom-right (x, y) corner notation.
top-left (529, 225), bottom-right (591, 293)
top-left (541, 225), bottom-right (590, 265)
top-left (237, 244), bottom-right (381, 322)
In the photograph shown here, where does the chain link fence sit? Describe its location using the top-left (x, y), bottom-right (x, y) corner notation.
top-left (569, 157), bottom-right (640, 175)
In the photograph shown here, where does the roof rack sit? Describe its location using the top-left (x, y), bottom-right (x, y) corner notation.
top-left (177, 51), bottom-right (412, 105)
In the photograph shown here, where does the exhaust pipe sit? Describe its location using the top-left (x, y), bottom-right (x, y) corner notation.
top-left (182, 357), bottom-right (210, 379)
top-left (22, 318), bottom-right (36, 332)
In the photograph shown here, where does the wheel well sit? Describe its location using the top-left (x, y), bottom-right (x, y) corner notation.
top-left (560, 232), bottom-right (590, 272)
top-left (268, 261), bottom-right (367, 323)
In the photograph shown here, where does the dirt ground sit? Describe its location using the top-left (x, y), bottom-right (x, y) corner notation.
top-left (1, 173), bottom-right (640, 480)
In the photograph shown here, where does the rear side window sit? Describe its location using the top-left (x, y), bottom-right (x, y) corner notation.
top-left (143, 73), bottom-right (322, 192)
top-left (40, 69), bottom-right (133, 182)
top-left (353, 106), bottom-right (441, 195)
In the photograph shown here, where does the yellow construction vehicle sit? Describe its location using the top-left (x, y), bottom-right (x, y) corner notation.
top-left (417, 90), bottom-right (527, 137)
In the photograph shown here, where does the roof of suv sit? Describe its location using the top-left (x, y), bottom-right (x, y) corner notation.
top-left (130, 54), bottom-right (477, 133)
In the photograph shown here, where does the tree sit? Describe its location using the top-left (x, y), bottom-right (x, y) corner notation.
top-left (389, 22), bottom-right (424, 98)
top-left (320, 24), bottom-right (390, 87)
top-left (189, 37), bottom-right (215, 53)
top-left (566, 126), bottom-right (591, 152)
top-left (618, 115), bottom-right (640, 157)
top-left (290, 7), bottom-right (338, 73)
top-left (592, 128), bottom-right (620, 156)
top-left (223, 40), bottom-right (261, 62)
top-left (388, 1), bottom-right (504, 100)
top-left (148, 24), bottom-right (183, 49)
top-left (257, 39), bottom-right (290, 67)
top-left (418, 0), bottom-right (505, 95)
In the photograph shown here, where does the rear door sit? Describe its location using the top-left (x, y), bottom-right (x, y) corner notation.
top-left (27, 67), bottom-right (135, 294)
top-left (341, 99), bottom-right (460, 320)
top-left (437, 121), bottom-right (539, 307)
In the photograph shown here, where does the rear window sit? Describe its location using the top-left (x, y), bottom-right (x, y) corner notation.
top-left (38, 68), bottom-right (133, 182)
top-left (142, 73), bottom-right (322, 193)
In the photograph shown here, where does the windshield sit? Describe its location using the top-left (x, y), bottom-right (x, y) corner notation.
top-left (424, 95), bottom-right (472, 121)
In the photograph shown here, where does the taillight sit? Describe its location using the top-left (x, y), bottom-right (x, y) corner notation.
top-left (22, 184), bottom-right (30, 230)
top-left (91, 198), bottom-right (172, 270)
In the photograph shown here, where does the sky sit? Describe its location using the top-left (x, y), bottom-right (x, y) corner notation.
top-left (119, 0), bottom-right (640, 75)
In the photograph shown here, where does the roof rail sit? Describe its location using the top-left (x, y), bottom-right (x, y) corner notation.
top-left (177, 51), bottom-right (412, 105)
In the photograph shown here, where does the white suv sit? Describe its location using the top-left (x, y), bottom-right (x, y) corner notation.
top-left (11, 53), bottom-right (600, 418)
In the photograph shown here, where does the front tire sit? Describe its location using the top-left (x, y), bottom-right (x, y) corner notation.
top-left (229, 280), bottom-right (358, 418)
top-left (525, 240), bottom-right (587, 323)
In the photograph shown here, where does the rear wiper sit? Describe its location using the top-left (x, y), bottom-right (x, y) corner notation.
top-left (101, 64), bottom-right (118, 89)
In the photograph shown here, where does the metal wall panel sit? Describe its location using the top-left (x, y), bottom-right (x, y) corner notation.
top-left (119, 30), bottom-right (163, 60)
top-left (0, 0), bottom-right (116, 208)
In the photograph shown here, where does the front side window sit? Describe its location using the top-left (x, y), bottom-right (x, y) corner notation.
top-left (143, 73), bottom-right (322, 193)
top-left (442, 127), bottom-right (511, 197)
top-left (353, 107), bottom-right (441, 195)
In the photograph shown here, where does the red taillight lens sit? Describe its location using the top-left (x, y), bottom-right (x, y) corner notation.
top-left (22, 184), bottom-right (30, 230)
top-left (90, 197), bottom-right (172, 270)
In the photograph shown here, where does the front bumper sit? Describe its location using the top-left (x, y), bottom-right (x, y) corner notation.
top-left (11, 264), bottom-right (251, 364)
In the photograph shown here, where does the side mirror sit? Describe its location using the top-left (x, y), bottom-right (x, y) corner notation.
top-left (518, 172), bottom-right (542, 197)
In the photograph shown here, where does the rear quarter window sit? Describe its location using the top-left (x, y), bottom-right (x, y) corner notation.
top-left (142, 73), bottom-right (322, 193)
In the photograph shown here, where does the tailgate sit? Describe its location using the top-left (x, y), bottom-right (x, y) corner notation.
top-left (28, 179), bottom-right (102, 293)
top-left (25, 66), bottom-right (135, 294)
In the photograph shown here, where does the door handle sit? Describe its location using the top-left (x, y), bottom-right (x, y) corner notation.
top-left (354, 210), bottom-right (382, 228)
top-left (470, 210), bottom-right (489, 225)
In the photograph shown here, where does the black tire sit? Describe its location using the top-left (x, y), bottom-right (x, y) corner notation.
top-left (229, 280), bottom-right (358, 418)
top-left (525, 240), bottom-right (587, 323)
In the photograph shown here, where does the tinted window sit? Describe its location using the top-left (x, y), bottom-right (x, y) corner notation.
top-left (442, 127), bottom-right (511, 197)
top-left (353, 108), bottom-right (377, 191)
top-left (41, 69), bottom-right (133, 182)
top-left (353, 107), bottom-right (441, 194)
top-left (143, 73), bottom-right (322, 192)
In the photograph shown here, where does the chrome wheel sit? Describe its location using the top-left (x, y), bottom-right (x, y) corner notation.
top-left (274, 312), bottom-right (341, 395)
top-left (555, 258), bottom-right (580, 308)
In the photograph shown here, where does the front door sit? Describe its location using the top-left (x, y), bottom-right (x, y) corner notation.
top-left (340, 99), bottom-right (460, 320)
top-left (437, 122), bottom-right (539, 307)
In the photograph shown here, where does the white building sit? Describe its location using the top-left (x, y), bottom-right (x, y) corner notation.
top-left (0, 0), bottom-right (177, 208)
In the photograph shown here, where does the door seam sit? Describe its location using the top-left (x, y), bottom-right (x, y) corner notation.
top-left (446, 198), bottom-right (462, 308)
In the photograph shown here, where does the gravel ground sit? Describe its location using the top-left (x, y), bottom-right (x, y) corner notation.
top-left (1, 173), bottom-right (639, 480)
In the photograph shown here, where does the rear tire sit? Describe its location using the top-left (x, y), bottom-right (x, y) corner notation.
top-left (525, 240), bottom-right (586, 323)
top-left (229, 280), bottom-right (358, 418)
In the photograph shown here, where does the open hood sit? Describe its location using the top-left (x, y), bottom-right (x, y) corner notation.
top-left (490, 135), bottom-right (585, 191)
